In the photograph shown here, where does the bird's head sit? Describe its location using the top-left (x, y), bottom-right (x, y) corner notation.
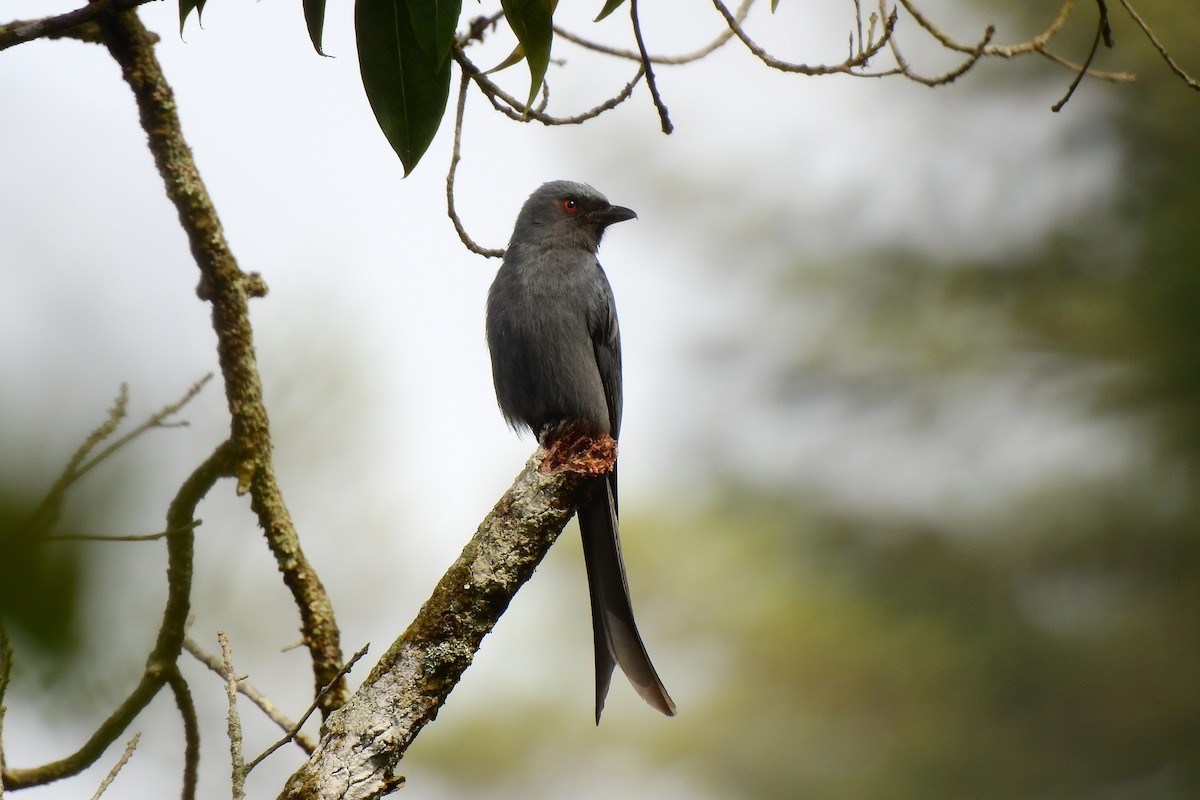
top-left (511, 180), bottom-right (637, 253)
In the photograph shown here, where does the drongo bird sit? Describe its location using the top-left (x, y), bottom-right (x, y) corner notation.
top-left (486, 180), bottom-right (676, 722)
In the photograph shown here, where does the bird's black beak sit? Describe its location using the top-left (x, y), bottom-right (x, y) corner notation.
top-left (591, 204), bottom-right (637, 227)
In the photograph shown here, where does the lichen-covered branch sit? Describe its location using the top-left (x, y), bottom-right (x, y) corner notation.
top-left (96, 8), bottom-right (348, 716)
top-left (280, 448), bottom-right (591, 800)
top-left (0, 0), bottom-right (152, 51)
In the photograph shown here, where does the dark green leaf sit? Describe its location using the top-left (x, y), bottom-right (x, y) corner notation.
top-left (594, 0), bottom-right (626, 22)
top-left (409, 0), bottom-right (463, 69)
top-left (304, 0), bottom-right (329, 55)
top-left (179, 0), bottom-right (207, 34)
top-left (356, 0), bottom-right (454, 175)
top-left (500, 0), bottom-right (554, 112)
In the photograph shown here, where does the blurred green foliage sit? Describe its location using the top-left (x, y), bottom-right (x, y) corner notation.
top-left (0, 494), bottom-right (82, 655)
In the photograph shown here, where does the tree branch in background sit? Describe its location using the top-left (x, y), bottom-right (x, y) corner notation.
top-left (219, 631), bottom-right (248, 800)
top-left (1051, 0), bottom-right (1114, 111)
top-left (630, 0), bottom-right (673, 133)
top-left (183, 636), bottom-right (320, 754)
top-left (0, 0), bottom-right (153, 51)
top-left (247, 643), bottom-right (369, 775)
top-left (88, 733), bottom-right (140, 800)
top-left (281, 447), bottom-right (600, 800)
top-left (96, 8), bottom-right (348, 717)
top-left (166, 667), bottom-right (201, 800)
top-left (1, 437), bottom-right (234, 789)
top-left (1117, 0), bottom-right (1200, 91)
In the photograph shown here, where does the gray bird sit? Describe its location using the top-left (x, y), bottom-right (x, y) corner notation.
top-left (486, 180), bottom-right (676, 722)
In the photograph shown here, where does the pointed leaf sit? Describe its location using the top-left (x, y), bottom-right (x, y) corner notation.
top-left (179, 0), bottom-right (207, 33)
top-left (485, 42), bottom-right (526, 75)
top-left (408, 0), bottom-right (463, 69)
top-left (500, 0), bottom-right (554, 112)
top-left (356, 0), bottom-right (454, 175)
top-left (304, 0), bottom-right (329, 55)
top-left (594, 0), bottom-right (626, 22)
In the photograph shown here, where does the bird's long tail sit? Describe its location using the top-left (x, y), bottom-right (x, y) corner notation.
top-left (578, 473), bottom-right (676, 723)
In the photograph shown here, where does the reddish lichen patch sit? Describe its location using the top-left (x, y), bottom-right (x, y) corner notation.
top-left (539, 430), bottom-right (618, 476)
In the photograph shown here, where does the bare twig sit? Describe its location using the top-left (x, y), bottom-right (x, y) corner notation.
top-left (88, 733), bottom-right (140, 800)
top-left (554, 0), bottom-right (751, 65)
top-left (219, 632), bottom-right (247, 800)
top-left (25, 385), bottom-right (128, 535)
top-left (1052, 0), bottom-right (1113, 111)
top-left (889, 15), bottom-right (995, 87)
top-left (182, 636), bottom-right (318, 753)
top-left (630, 0), bottom-right (672, 133)
top-left (245, 643), bottom-right (369, 774)
top-left (73, 375), bottom-right (213, 483)
top-left (27, 376), bottom-right (212, 540)
top-left (457, 47), bottom-right (644, 125)
top-left (446, 71), bottom-right (505, 258)
top-left (46, 520), bottom-right (203, 543)
top-left (712, 0), bottom-right (900, 75)
top-left (894, 0), bottom-right (1133, 83)
top-left (1118, 0), bottom-right (1200, 90)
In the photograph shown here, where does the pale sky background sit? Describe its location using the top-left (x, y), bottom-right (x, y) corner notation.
top-left (0, 1), bottom-right (1131, 797)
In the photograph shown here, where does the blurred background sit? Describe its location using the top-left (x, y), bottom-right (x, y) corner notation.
top-left (2, 0), bottom-right (1197, 797)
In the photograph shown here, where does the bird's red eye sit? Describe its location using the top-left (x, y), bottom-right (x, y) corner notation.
top-left (562, 198), bottom-right (579, 212)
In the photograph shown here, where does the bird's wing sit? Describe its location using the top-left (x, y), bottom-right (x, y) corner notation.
top-left (590, 265), bottom-right (623, 440)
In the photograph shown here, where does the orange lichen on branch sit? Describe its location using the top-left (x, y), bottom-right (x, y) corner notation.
top-left (539, 430), bottom-right (618, 476)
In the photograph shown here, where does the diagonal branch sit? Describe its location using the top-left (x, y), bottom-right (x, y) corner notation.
top-left (281, 447), bottom-right (595, 800)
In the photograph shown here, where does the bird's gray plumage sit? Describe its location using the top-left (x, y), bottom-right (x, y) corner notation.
top-left (486, 181), bottom-right (676, 722)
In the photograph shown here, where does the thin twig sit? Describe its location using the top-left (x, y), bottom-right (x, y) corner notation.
top-left (1052, 0), bottom-right (1112, 111)
top-left (554, 0), bottom-right (751, 65)
top-left (1035, 48), bottom-right (1136, 82)
top-left (1118, 0), bottom-right (1200, 90)
top-left (893, 0), bottom-right (1130, 83)
top-left (47, 520), bottom-right (203, 543)
top-left (712, 0), bottom-right (899, 75)
top-left (889, 10), bottom-right (995, 88)
top-left (88, 733), bottom-right (140, 800)
top-left (75, 375), bottom-right (213, 483)
top-left (25, 386), bottom-right (128, 535)
top-left (630, 0), bottom-right (672, 133)
top-left (447, 70), bottom-right (505, 258)
top-left (245, 643), bottom-right (370, 774)
top-left (456, 46), bottom-right (644, 126)
top-left (182, 636), bottom-right (318, 753)
top-left (219, 632), bottom-right (247, 800)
